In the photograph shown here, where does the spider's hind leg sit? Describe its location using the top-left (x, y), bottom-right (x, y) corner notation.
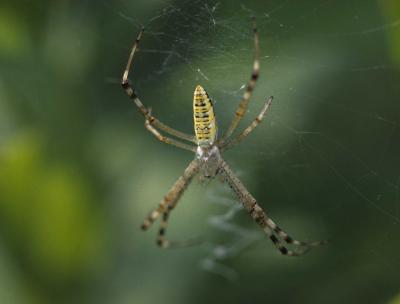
top-left (121, 28), bottom-right (197, 145)
top-left (221, 96), bottom-right (273, 151)
top-left (220, 17), bottom-right (260, 144)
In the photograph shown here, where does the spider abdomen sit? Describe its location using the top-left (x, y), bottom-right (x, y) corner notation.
top-left (193, 85), bottom-right (217, 146)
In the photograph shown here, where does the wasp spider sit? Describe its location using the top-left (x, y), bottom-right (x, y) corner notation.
top-left (121, 19), bottom-right (326, 256)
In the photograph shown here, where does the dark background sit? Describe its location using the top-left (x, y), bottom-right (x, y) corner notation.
top-left (0, 0), bottom-right (399, 303)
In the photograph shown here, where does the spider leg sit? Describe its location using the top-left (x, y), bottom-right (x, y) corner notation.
top-left (145, 119), bottom-right (196, 152)
top-left (220, 96), bottom-right (273, 151)
top-left (157, 211), bottom-right (173, 248)
top-left (141, 160), bottom-right (199, 230)
top-left (219, 159), bottom-right (326, 256)
top-left (220, 17), bottom-right (260, 144)
top-left (156, 209), bottom-right (203, 248)
top-left (121, 27), bottom-right (197, 144)
top-left (263, 216), bottom-right (328, 247)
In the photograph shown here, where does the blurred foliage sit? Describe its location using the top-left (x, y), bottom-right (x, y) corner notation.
top-left (0, 0), bottom-right (400, 303)
top-left (0, 133), bottom-right (108, 301)
top-left (381, 0), bottom-right (400, 66)
top-left (0, 8), bottom-right (29, 57)
top-left (390, 294), bottom-right (400, 304)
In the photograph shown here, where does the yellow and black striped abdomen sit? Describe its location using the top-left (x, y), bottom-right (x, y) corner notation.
top-left (193, 85), bottom-right (217, 146)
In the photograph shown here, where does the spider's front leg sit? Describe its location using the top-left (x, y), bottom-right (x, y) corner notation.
top-left (156, 208), bottom-right (203, 248)
top-left (140, 160), bottom-right (199, 245)
top-left (218, 159), bottom-right (326, 256)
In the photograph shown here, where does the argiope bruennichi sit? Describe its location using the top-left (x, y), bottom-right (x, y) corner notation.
top-left (121, 18), bottom-right (327, 256)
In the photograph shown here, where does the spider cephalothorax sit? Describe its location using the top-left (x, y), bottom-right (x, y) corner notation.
top-left (195, 145), bottom-right (222, 179)
top-left (121, 19), bottom-right (326, 255)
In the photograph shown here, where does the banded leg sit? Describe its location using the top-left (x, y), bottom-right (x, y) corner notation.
top-left (157, 211), bottom-right (172, 248)
top-left (220, 17), bottom-right (260, 143)
top-left (145, 120), bottom-right (196, 152)
top-left (156, 160), bottom-right (202, 247)
top-left (219, 159), bottom-right (325, 256)
top-left (141, 160), bottom-right (199, 230)
top-left (157, 209), bottom-right (203, 248)
top-left (121, 27), bottom-right (197, 144)
top-left (221, 96), bottom-right (273, 151)
top-left (264, 216), bottom-right (328, 247)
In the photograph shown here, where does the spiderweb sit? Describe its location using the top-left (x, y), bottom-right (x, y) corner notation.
top-left (101, 0), bottom-right (400, 287)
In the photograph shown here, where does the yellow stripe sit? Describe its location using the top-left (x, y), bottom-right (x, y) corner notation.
top-left (193, 85), bottom-right (217, 146)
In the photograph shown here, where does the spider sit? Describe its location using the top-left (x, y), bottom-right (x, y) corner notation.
top-left (121, 18), bottom-right (326, 256)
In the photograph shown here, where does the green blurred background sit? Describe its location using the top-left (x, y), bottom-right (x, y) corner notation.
top-left (1, 0), bottom-right (400, 303)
